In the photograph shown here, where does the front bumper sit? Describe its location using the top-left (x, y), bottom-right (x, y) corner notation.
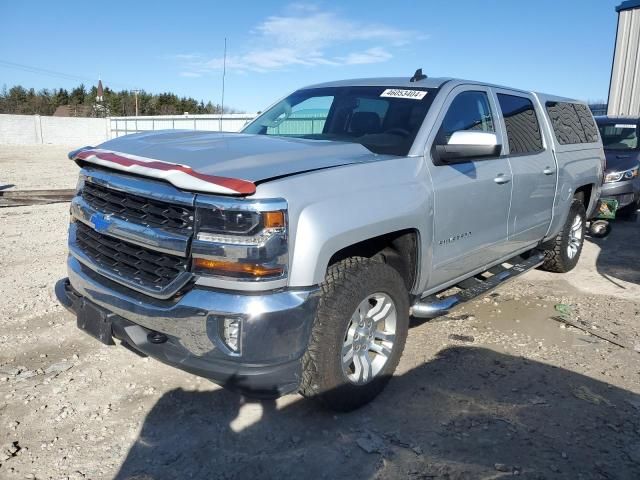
top-left (56, 256), bottom-right (320, 396)
top-left (601, 178), bottom-right (640, 208)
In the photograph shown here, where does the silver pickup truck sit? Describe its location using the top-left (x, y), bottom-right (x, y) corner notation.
top-left (56, 73), bottom-right (604, 410)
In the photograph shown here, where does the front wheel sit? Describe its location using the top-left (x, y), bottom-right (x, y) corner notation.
top-left (299, 257), bottom-right (409, 411)
top-left (539, 198), bottom-right (586, 273)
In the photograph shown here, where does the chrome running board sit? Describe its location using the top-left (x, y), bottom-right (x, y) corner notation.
top-left (410, 251), bottom-right (545, 319)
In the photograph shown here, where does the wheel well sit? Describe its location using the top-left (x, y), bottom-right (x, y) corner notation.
top-left (574, 184), bottom-right (593, 210)
top-left (327, 230), bottom-right (419, 291)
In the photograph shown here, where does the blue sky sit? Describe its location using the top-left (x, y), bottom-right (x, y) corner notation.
top-left (0, 1), bottom-right (622, 112)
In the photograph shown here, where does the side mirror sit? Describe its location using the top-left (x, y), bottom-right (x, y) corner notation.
top-left (434, 131), bottom-right (502, 164)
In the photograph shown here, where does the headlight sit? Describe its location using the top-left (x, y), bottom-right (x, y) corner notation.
top-left (192, 198), bottom-right (288, 282)
top-left (604, 166), bottom-right (638, 183)
top-left (196, 208), bottom-right (262, 235)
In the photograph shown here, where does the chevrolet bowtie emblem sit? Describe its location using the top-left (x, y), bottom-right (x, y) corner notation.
top-left (90, 212), bottom-right (112, 233)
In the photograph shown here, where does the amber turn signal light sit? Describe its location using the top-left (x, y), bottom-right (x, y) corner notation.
top-left (263, 211), bottom-right (285, 229)
top-left (194, 258), bottom-right (284, 278)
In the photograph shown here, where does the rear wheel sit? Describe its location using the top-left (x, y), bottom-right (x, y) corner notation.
top-left (299, 257), bottom-right (409, 411)
top-left (539, 198), bottom-right (586, 273)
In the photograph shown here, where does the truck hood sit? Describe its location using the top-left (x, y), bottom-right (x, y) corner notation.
top-left (71, 130), bottom-right (379, 195)
top-left (604, 150), bottom-right (640, 173)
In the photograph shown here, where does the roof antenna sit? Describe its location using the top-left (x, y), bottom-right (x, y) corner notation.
top-left (410, 68), bottom-right (427, 82)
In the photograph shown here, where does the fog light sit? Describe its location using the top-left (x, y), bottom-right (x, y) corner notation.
top-left (222, 318), bottom-right (241, 353)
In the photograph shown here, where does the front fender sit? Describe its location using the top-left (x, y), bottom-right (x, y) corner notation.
top-left (253, 157), bottom-right (433, 290)
top-left (289, 183), bottom-right (430, 287)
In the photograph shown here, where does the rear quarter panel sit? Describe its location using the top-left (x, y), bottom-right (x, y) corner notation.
top-left (533, 93), bottom-right (604, 240)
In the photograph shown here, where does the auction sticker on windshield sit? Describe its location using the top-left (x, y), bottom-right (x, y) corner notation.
top-left (380, 89), bottom-right (428, 100)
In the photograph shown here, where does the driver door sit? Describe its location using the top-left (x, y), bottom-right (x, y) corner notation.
top-left (426, 86), bottom-right (513, 289)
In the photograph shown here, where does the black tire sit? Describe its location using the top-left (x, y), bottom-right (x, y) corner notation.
top-left (539, 198), bottom-right (586, 273)
top-left (299, 257), bottom-right (409, 411)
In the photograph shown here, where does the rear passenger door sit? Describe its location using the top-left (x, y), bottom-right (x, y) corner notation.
top-left (494, 90), bottom-right (556, 248)
top-left (426, 87), bottom-right (512, 289)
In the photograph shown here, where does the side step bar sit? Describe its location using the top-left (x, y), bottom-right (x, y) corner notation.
top-left (410, 251), bottom-right (545, 319)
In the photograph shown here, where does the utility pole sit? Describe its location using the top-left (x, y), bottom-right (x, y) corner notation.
top-left (220, 37), bottom-right (227, 131)
top-left (133, 89), bottom-right (140, 117)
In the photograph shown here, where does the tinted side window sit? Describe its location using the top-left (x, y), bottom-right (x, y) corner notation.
top-left (545, 102), bottom-right (598, 145)
top-left (573, 103), bottom-right (599, 143)
top-left (546, 102), bottom-right (585, 144)
top-left (438, 91), bottom-right (494, 143)
top-left (497, 94), bottom-right (544, 155)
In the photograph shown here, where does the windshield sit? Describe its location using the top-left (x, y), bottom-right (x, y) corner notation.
top-left (597, 122), bottom-right (639, 150)
top-left (243, 86), bottom-right (438, 156)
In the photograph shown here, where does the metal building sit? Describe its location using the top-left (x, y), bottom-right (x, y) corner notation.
top-left (608, 0), bottom-right (640, 116)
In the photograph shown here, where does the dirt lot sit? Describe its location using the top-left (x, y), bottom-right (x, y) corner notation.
top-left (0, 146), bottom-right (79, 191)
top-left (1, 145), bottom-right (639, 479)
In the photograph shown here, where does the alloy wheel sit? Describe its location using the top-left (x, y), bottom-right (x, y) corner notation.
top-left (341, 293), bottom-right (397, 385)
top-left (567, 214), bottom-right (583, 259)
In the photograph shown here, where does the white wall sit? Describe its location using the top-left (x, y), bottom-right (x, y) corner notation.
top-left (0, 114), bottom-right (41, 144)
top-left (0, 114), bottom-right (110, 145)
top-left (109, 113), bottom-right (258, 137)
top-left (0, 113), bottom-right (260, 146)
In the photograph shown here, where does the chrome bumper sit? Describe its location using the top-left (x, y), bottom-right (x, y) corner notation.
top-left (601, 178), bottom-right (640, 208)
top-left (59, 256), bottom-right (320, 395)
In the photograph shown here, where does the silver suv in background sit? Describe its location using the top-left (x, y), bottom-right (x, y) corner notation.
top-left (56, 73), bottom-right (604, 411)
top-left (595, 117), bottom-right (640, 218)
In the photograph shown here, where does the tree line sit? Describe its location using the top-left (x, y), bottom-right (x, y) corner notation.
top-left (0, 83), bottom-right (236, 116)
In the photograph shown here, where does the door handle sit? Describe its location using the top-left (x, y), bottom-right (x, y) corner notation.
top-left (543, 167), bottom-right (555, 175)
top-left (494, 174), bottom-right (511, 185)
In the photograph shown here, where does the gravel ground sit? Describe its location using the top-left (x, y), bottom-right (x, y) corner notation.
top-left (1, 146), bottom-right (639, 479)
top-left (0, 145), bottom-right (78, 190)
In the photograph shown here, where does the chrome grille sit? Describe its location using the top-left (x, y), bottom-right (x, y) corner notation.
top-left (82, 181), bottom-right (194, 232)
top-left (74, 222), bottom-right (189, 293)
